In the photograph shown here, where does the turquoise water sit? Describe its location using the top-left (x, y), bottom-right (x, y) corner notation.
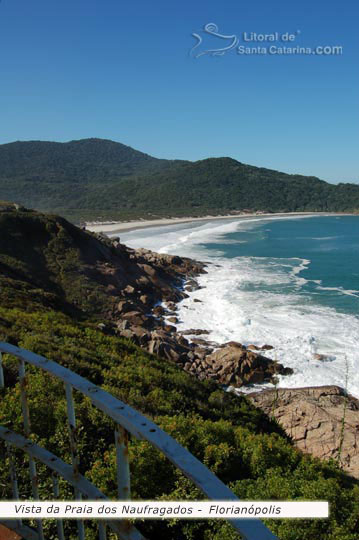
top-left (121, 215), bottom-right (359, 395)
top-left (203, 216), bottom-right (359, 315)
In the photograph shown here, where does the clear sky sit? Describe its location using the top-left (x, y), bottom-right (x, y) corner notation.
top-left (0, 0), bottom-right (358, 183)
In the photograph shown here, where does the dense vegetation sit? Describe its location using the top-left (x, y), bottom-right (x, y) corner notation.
top-left (0, 139), bottom-right (358, 222)
top-left (0, 205), bottom-right (358, 539)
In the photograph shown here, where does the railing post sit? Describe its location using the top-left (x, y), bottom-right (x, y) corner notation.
top-left (115, 426), bottom-right (131, 500)
top-left (6, 443), bottom-right (22, 530)
top-left (0, 342), bottom-right (278, 540)
top-left (7, 443), bottom-right (19, 499)
top-left (18, 359), bottom-right (45, 540)
top-left (65, 382), bottom-right (85, 540)
top-left (98, 521), bottom-right (107, 540)
top-left (52, 473), bottom-right (65, 540)
top-left (0, 351), bottom-right (4, 389)
top-left (18, 359), bottom-right (31, 436)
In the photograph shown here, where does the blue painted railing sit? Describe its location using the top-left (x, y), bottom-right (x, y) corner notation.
top-left (0, 342), bottom-right (278, 540)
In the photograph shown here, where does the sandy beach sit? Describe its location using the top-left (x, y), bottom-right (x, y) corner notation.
top-left (85, 211), bottom-right (330, 235)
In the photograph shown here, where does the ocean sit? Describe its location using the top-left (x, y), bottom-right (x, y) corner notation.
top-left (119, 215), bottom-right (359, 397)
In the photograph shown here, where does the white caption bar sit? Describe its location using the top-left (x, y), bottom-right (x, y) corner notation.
top-left (0, 501), bottom-right (328, 519)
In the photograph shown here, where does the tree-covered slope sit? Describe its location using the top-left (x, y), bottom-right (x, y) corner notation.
top-left (0, 139), bottom-right (358, 221)
top-left (0, 138), bottom-right (171, 180)
top-left (0, 205), bottom-right (358, 539)
top-left (114, 157), bottom-right (359, 215)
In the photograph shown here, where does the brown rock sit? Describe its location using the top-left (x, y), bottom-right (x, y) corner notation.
top-left (136, 275), bottom-right (151, 288)
top-left (313, 353), bottom-right (327, 361)
top-left (205, 346), bottom-right (292, 387)
top-left (140, 263), bottom-right (158, 278)
top-left (121, 311), bottom-right (155, 328)
top-left (177, 335), bottom-right (190, 347)
top-left (118, 329), bottom-right (134, 340)
top-left (117, 300), bottom-right (135, 313)
top-left (123, 285), bottom-right (135, 295)
top-left (248, 386), bottom-right (359, 479)
top-left (116, 320), bottom-right (130, 331)
top-left (223, 341), bottom-right (244, 349)
top-left (165, 302), bottom-right (177, 311)
top-left (185, 281), bottom-right (200, 292)
top-left (194, 348), bottom-right (210, 360)
top-left (163, 324), bottom-right (176, 333)
top-left (180, 329), bottom-right (210, 336)
top-left (129, 325), bottom-right (150, 343)
top-left (245, 370), bottom-right (265, 384)
top-left (122, 310), bottom-right (145, 320)
top-left (191, 337), bottom-right (219, 348)
top-left (153, 305), bottom-right (166, 317)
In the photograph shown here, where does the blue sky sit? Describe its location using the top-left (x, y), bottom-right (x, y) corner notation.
top-left (0, 0), bottom-right (358, 183)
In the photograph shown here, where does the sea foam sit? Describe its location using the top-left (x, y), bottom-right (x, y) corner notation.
top-left (119, 216), bottom-right (359, 398)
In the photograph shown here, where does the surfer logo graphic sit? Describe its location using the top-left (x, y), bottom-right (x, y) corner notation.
top-left (190, 23), bottom-right (239, 58)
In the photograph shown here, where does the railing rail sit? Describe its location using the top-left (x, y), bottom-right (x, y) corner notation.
top-left (0, 427), bottom-right (142, 540)
top-left (0, 342), bottom-right (278, 540)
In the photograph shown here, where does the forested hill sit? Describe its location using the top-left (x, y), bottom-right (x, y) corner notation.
top-left (0, 138), bottom-right (358, 221)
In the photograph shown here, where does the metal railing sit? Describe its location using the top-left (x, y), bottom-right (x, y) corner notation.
top-left (0, 342), bottom-right (278, 540)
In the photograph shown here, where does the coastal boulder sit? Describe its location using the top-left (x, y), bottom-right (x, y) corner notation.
top-left (205, 346), bottom-right (292, 387)
top-left (153, 305), bottom-right (166, 317)
top-left (165, 302), bottom-right (177, 312)
top-left (180, 329), bottom-right (210, 336)
top-left (117, 300), bottom-right (135, 313)
top-left (248, 386), bottom-right (359, 480)
top-left (261, 344), bottom-right (274, 351)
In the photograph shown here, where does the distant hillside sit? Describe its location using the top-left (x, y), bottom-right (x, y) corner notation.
top-left (0, 138), bottom-right (358, 221)
top-left (0, 138), bottom-right (171, 180)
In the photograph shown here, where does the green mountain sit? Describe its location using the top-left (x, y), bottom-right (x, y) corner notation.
top-left (0, 139), bottom-right (358, 221)
top-left (0, 204), bottom-right (358, 540)
top-left (0, 138), bottom-right (171, 180)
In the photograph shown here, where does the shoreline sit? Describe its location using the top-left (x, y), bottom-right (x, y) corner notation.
top-left (109, 211), bottom-right (358, 400)
top-left (87, 210), bottom-right (359, 399)
top-left (86, 213), bottom-right (359, 476)
top-left (84, 211), bottom-right (342, 235)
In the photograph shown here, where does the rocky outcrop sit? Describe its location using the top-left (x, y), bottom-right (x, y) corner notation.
top-left (117, 315), bottom-right (292, 388)
top-left (180, 329), bottom-right (210, 336)
top-left (248, 386), bottom-right (359, 479)
top-left (202, 345), bottom-right (292, 386)
top-left (96, 242), bottom-right (206, 310)
top-left (88, 234), bottom-right (293, 391)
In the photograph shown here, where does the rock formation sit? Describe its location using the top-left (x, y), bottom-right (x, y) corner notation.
top-left (86, 234), bottom-right (293, 390)
top-left (248, 386), bottom-right (359, 479)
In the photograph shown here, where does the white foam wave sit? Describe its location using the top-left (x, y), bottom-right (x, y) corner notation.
top-left (120, 216), bottom-right (359, 398)
top-left (174, 257), bottom-right (359, 397)
top-left (317, 286), bottom-right (359, 298)
top-left (115, 218), bottom-right (245, 257)
top-left (311, 236), bottom-right (340, 240)
top-left (114, 215), bottom-right (317, 257)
